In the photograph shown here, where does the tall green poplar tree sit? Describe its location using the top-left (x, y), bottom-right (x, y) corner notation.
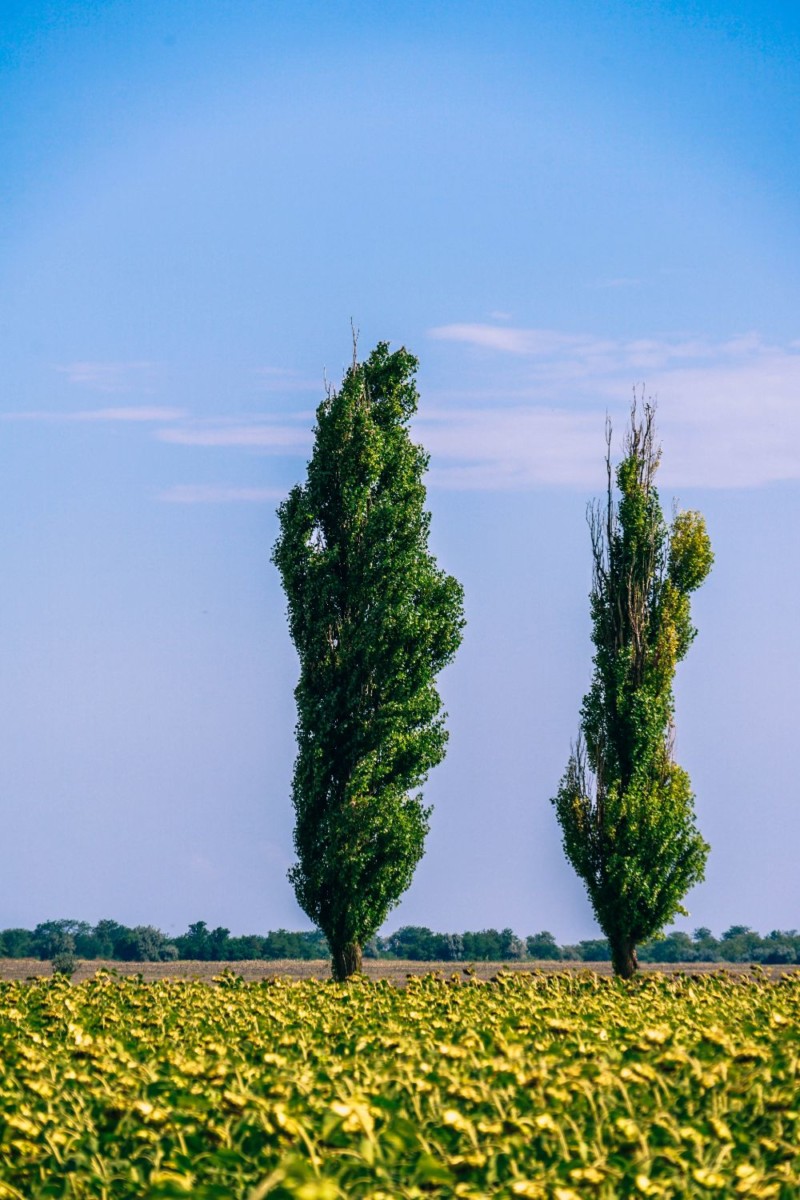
top-left (273, 342), bottom-right (464, 981)
top-left (553, 401), bottom-right (713, 978)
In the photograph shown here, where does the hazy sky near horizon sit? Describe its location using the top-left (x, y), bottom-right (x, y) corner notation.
top-left (1, 0), bottom-right (799, 942)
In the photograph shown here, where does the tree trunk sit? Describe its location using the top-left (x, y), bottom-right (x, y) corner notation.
top-left (331, 941), bottom-right (362, 982)
top-left (611, 937), bottom-right (639, 980)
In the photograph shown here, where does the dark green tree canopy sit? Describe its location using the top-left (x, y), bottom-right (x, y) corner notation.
top-left (553, 401), bottom-right (713, 978)
top-left (272, 342), bottom-right (464, 978)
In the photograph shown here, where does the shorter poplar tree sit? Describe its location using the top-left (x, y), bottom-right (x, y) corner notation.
top-left (273, 342), bottom-right (464, 981)
top-left (553, 401), bottom-right (713, 978)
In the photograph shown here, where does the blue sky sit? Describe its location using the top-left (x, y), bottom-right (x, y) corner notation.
top-left (1, 0), bottom-right (799, 941)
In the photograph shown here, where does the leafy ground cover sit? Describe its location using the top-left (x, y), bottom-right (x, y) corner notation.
top-left (0, 970), bottom-right (797, 1198)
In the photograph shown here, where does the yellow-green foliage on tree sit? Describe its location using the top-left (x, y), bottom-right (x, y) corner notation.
top-left (553, 401), bottom-right (713, 979)
top-left (273, 342), bottom-right (464, 981)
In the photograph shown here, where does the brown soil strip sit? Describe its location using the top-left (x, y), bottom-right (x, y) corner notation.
top-left (1, 958), bottom-right (796, 984)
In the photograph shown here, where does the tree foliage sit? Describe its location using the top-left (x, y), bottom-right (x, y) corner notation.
top-left (3, 917), bottom-right (798, 964)
top-left (553, 400), bottom-right (713, 978)
top-left (272, 342), bottom-right (465, 979)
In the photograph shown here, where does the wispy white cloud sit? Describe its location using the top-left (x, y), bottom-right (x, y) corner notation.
top-left (159, 485), bottom-right (286, 504)
top-left (253, 367), bottom-right (322, 393)
top-left (1, 407), bottom-right (185, 423)
top-left (417, 408), bottom-right (601, 489)
top-left (14, 333), bottom-right (800, 493)
top-left (74, 406), bottom-right (186, 422)
top-left (158, 419), bottom-right (311, 451)
top-left (56, 361), bottom-right (157, 393)
top-left (422, 326), bottom-right (800, 489)
top-left (428, 322), bottom-right (761, 370)
top-left (430, 323), bottom-right (614, 359)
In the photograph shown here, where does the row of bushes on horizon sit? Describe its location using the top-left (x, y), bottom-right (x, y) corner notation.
top-left (0, 921), bottom-right (327, 963)
top-left (2, 920), bottom-right (800, 966)
top-left (385, 925), bottom-right (800, 965)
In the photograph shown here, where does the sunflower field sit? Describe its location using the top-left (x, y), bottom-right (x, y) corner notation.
top-left (0, 969), bottom-right (798, 1198)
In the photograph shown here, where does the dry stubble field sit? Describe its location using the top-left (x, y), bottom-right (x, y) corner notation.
top-left (1, 958), bottom-right (795, 983)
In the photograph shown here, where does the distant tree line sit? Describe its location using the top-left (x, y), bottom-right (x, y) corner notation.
top-left (371, 925), bottom-right (800, 964)
top-left (0, 920), bottom-right (327, 963)
top-left (2, 920), bottom-right (798, 965)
